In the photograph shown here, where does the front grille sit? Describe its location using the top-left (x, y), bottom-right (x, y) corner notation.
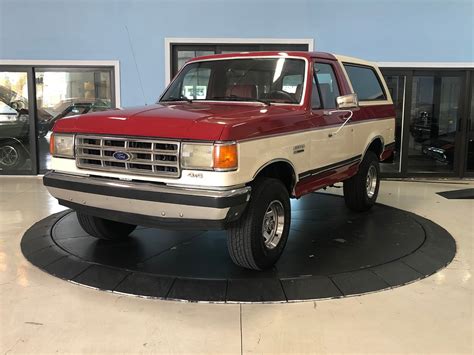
top-left (75, 135), bottom-right (181, 178)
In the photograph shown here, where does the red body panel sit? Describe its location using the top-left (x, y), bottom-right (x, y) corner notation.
top-left (54, 51), bottom-right (395, 143)
top-left (295, 162), bottom-right (359, 197)
top-left (54, 101), bottom-right (394, 141)
top-left (52, 51), bottom-right (395, 198)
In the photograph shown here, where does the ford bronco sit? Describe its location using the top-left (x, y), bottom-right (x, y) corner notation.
top-left (44, 51), bottom-right (395, 270)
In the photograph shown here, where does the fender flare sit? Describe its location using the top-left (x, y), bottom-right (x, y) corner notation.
top-left (252, 158), bottom-right (298, 193)
top-left (361, 135), bottom-right (385, 162)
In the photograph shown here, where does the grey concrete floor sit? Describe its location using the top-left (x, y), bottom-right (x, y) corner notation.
top-left (0, 178), bottom-right (472, 354)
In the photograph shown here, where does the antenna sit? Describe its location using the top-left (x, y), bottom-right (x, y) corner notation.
top-left (125, 25), bottom-right (147, 105)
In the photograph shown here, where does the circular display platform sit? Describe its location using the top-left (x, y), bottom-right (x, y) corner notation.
top-left (21, 193), bottom-right (456, 303)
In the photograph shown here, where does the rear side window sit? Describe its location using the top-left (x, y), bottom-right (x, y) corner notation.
top-left (343, 64), bottom-right (386, 101)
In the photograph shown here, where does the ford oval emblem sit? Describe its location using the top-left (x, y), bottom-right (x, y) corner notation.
top-left (113, 151), bottom-right (131, 161)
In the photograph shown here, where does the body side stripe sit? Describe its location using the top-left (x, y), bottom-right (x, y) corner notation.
top-left (298, 155), bottom-right (362, 180)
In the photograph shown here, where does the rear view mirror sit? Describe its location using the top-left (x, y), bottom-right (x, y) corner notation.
top-left (336, 93), bottom-right (358, 109)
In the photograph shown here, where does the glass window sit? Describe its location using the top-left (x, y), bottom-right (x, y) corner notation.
top-left (407, 75), bottom-right (462, 173)
top-left (315, 63), bottom-right (340, 109)
top-left (381, 74), bottom-right (406, 173)
top-left (35, 69), bottom-right (114, 172)
top-left (467, 78), bottom-right (474, 171)
top-left (344, 64), bottom-right (386, 101)
top-left (162, 58), bottom-right (306, 104)
top-left (0, 71), bottom-right (31, 172)
top-left (171, 43), bottom-right (309, 78)
top-left (181, 68), bottom-right (211, 99)
top-left (177, 50), bottom-right (215, 73)
top-left (311, 76), bottom-right (321, 109)
top-left (282, 74), bottom-right (303, 94)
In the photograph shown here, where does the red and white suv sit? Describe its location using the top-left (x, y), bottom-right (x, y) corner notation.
top-left (44, 51), bottom-right (395, 270)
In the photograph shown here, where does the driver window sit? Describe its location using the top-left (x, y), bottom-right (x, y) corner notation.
top-left (311, 76), bottom-right (321, 109)
top-left (314, 63), bottom-right (340, 109)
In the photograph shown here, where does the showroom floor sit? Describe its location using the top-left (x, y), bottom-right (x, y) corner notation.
top-left (0, 177), bottom-right (472, 354)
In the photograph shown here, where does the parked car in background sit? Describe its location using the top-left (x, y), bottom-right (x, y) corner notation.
top-left (37, 99), bottom-right (111, 137)
top-left (421, 131), bottom-right (474, 169)
top-left (0, 100), bottom-right (30, 170)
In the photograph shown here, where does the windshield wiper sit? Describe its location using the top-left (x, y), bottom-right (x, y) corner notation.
top-left (161, 95), bottom-right (192, 103)
top-left (212, 96), bottom-right (271, 106)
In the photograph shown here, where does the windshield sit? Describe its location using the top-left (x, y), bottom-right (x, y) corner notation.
top-left (160, 57), bottom-right (306, 104)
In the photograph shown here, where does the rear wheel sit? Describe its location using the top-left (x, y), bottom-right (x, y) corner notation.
top-left (343, 151), bottom-right (380, 212)
top-left (76, 212), bottom-right (136, 240)
top-left (227, 178), bottom-right (291, 270)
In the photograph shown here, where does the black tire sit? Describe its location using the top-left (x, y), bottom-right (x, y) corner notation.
top-left (227, 178), bottom-right (291, 270)
top-left (343, 151), bottom-right (380, 212)
top-left (76, 212), bottom-right (136, 240)
top-left (0, 142), bottom-right (26, 169)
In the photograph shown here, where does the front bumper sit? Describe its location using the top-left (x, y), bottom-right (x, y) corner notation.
top-left (43, 172), bottom-right (251, 230)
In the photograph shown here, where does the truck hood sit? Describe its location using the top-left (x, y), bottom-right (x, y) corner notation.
top-left (52, 102), bottom-right (293, 141)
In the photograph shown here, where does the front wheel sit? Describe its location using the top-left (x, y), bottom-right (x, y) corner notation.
top-left (76, 212), bottom-right (136, 240)
top-left (343, 151), bottom-right (380, 212)
top-left (227, 178), bottom-right (291, 270)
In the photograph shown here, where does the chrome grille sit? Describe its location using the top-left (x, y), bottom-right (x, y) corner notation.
top-left (75, 135), bottom-right (180, 178)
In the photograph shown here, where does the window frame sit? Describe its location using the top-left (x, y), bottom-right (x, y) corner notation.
top-left (342, 62), bottom-right (388, 103)
top-left (160, 55), bottom-right (310, 107)
top-left (312, 61), bottom-right (342, 110)
top-left (0, 61), bottom-right (119, 175)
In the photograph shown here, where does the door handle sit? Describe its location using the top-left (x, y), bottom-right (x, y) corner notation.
top-left (326, 110), bottom-right (354, 137)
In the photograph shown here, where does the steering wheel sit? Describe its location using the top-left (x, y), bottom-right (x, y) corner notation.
top-left (267, 90), bottom-right (298, 103)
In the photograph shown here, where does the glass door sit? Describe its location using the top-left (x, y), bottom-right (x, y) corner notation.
top-left (35, 67), bottom-right (115, 173)
top-left (406, 71), bottom-right (464, 174)
top-left (381, 72), bottom-right (406, 174)
top-left (0, 68), bottom-right (36, 174)
top-left (465, 75), bottom-right (474, 173)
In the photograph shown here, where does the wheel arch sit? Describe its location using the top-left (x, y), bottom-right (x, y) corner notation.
top-left (252, 159), bottom-right (297, 196)
top-left (362, 136), bottom-right (385, 161)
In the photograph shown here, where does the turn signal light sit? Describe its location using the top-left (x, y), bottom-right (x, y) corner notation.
top-left (49, 133), bottom-right (55, 155)
top-left (213, 143), bottom-right (238, 170)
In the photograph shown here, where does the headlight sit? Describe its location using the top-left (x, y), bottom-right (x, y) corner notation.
top-left (50, 133), bottom-right (75, 158)
top-left (181, 143), bottom-right (214, 170)
top-left (181, 142), bottom-right (238, 171)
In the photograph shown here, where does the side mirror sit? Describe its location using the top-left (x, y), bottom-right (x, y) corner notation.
top-left (336, 93), bottom-right (358, 109)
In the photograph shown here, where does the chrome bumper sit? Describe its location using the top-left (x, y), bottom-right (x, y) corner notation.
top-left (43, 172), bottom-right (251, 229)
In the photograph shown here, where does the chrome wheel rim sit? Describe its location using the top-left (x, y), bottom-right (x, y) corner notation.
top-left (0, 145), bottom-right (19, 167)
top-left (262, 200), bottom-right (285, 249)
top-left (366, 165), bottom-right (377, 198)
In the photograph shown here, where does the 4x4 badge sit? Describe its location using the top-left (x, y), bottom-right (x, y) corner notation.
top-left (293, 144), bottom-right (305, 154)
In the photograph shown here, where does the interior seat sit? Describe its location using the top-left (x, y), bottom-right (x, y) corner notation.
top-left (294, 84), bottom-right (303, 102)
top-left (225, 84), bottom-right (257, 98)
top-left (319, 83), bottom-right (335, 108)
